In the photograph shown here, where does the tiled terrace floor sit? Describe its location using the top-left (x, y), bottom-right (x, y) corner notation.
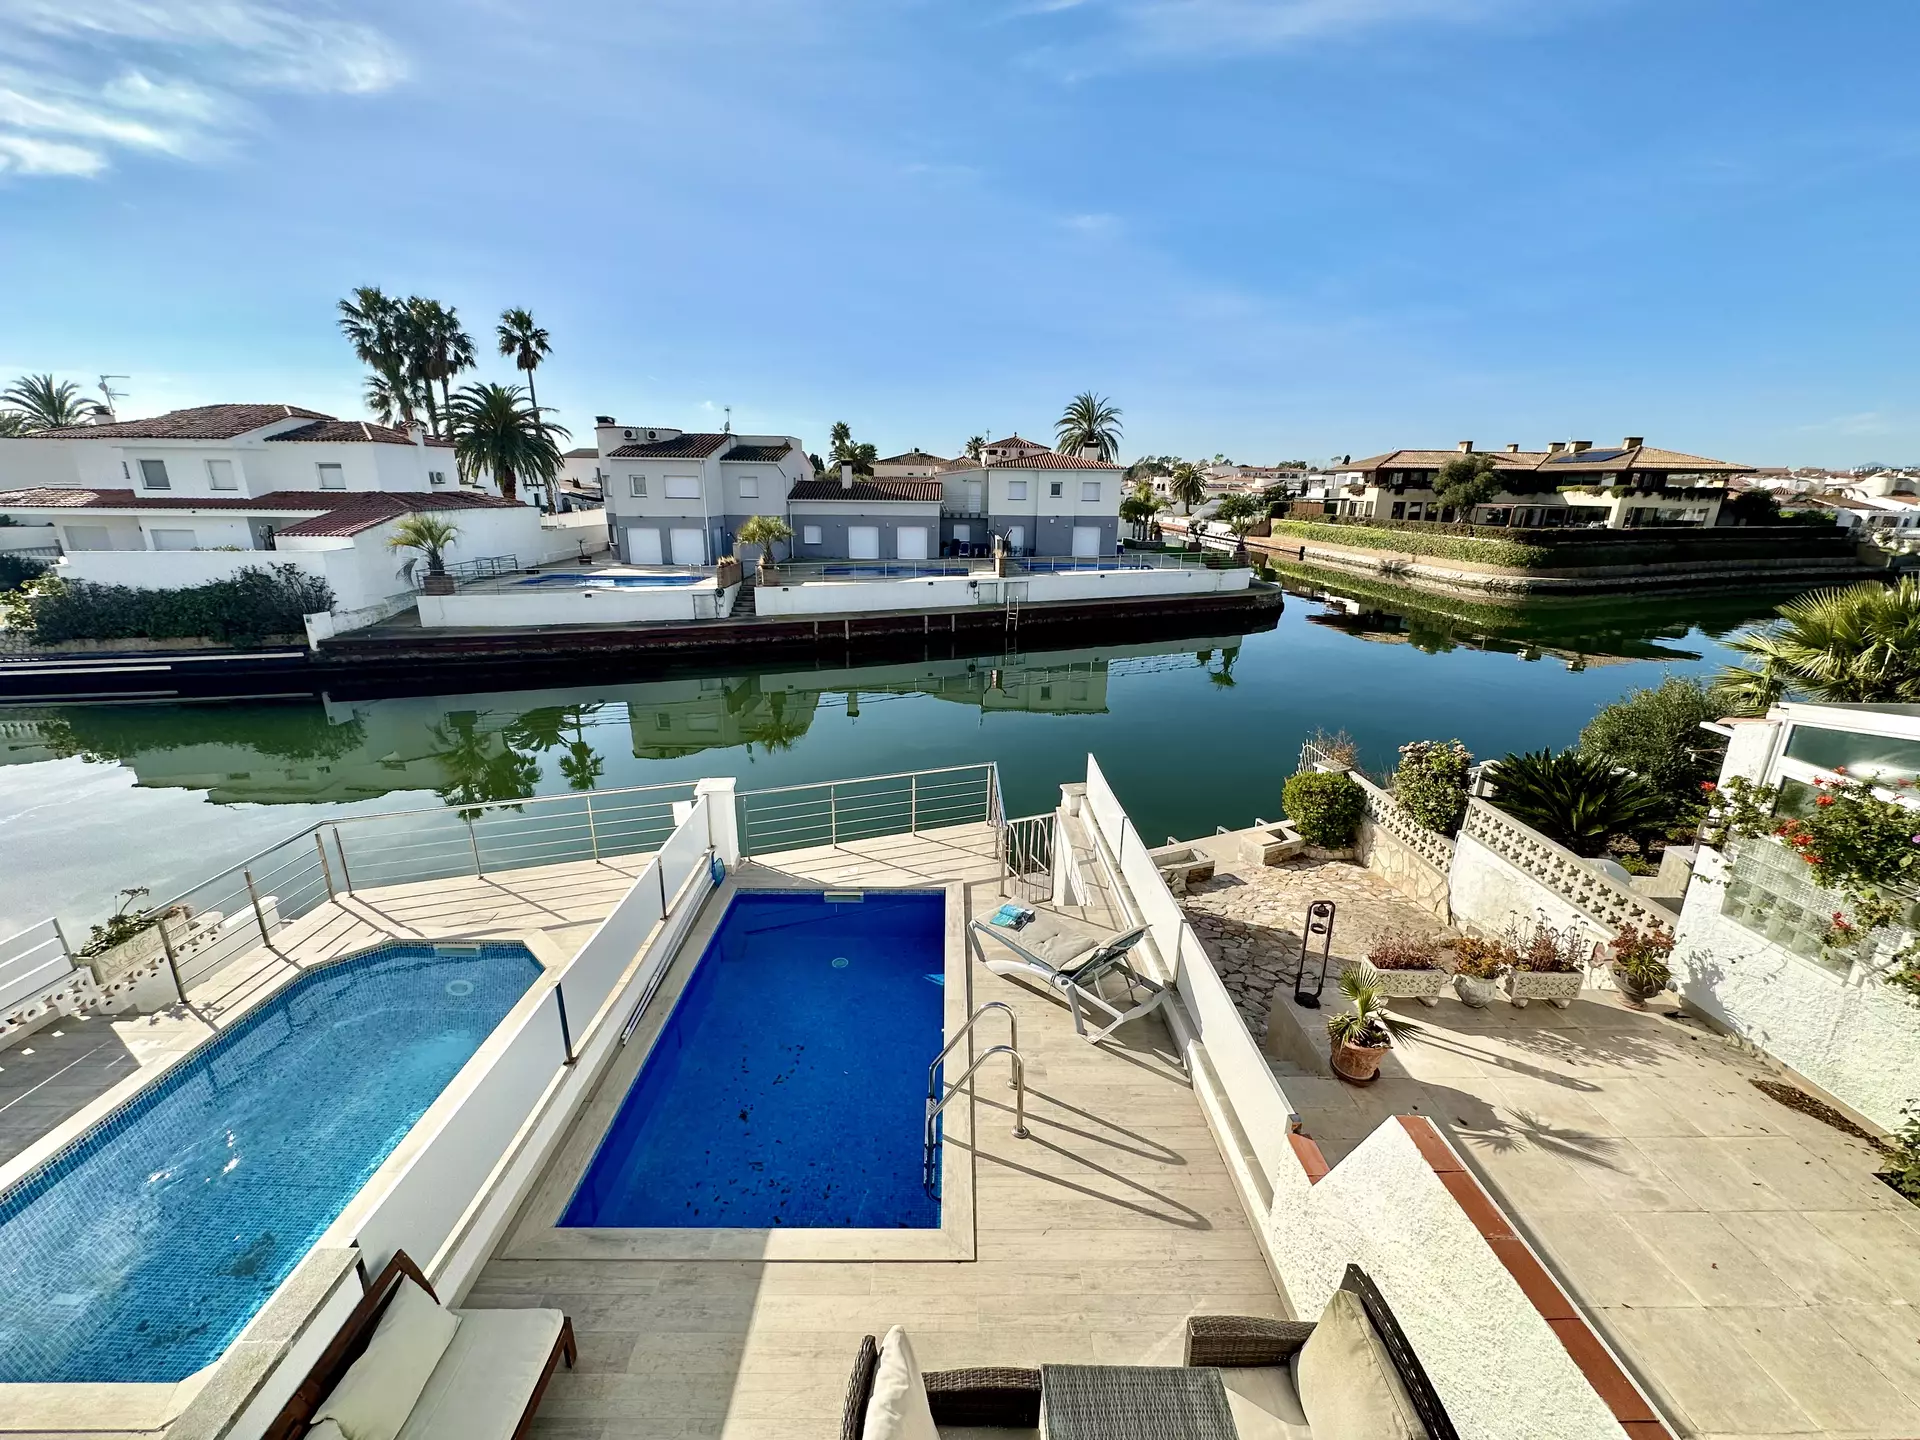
top-left (471, 826), bottom-right (1287, 1440)
top-left (1185, 854), bottom-right (1920, 1440)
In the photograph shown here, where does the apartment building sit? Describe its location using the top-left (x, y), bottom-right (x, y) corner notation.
top-left (939, 437), bottom-right (1124, 557)
top-left (592, 419), bottom-right (813, 566)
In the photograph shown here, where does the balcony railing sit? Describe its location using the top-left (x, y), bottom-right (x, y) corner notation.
top-left (734, 763), bottom-right (1000, 858)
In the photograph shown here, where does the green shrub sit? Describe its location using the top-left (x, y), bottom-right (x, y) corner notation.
top-left (1488, 748), bottom-right (1669, 855)
top-left (1282, 769), bottom-right (1366, 847)
top-left (1393, 739), bottom-right (1473, 835)
top-left (0, 553), bottom-right (47, 594)
top-left (8, 564), bottom-right (333, 646)
top-left (1578, 676), bottom-right (1723, 816)
top-left (1268, 519), bottom-right (1551, 569)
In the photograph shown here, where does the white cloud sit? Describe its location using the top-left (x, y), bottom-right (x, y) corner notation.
top-left (0, 0), bottom-right (405, 179)
top-left (1019, 0), bottom-right (1546, 64)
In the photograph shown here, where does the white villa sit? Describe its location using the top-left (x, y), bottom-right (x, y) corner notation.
top-left (591, 419), bottom-right (814, 567)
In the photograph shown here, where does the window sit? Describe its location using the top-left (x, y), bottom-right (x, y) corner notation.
top-left (1784, 726), bottom-right (1920, 788)
top-left (149, 528), bottom-right (197, 551)
top-left (317, 463), bottom-right (345, 490)
top-left (738, 476), bottom-right (759, 499)
top-left (656, 712), bottom-right (672, 731)
top-left (664, 475), bottom-right (701, 500)
top-left (64, 524), bottom-right (112, 551)
top-left (802, 525), bottom-right (822, 545)
top-left (1081, 481), bottom-right (1101, 502)
top-left (429, 470), bottom-right (448, 487)
top-left (629, 474), bottom-right (647, 497)
top-left (1390, 501), bottom-right (1406, 519)
top-left (1008, 480), bottom-right (1029, 501)
top-left (206, 459), bottom-right (237, 491)
top-left (138, 458), bottom-right (170, 490)
top-left (1049, 481), bottom-right (1063, 498)
top-left (952, 524), bottom-right (970, 543)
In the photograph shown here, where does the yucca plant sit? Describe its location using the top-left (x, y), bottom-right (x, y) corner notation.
top-left (1488, 748), bottom-right (1669, 856)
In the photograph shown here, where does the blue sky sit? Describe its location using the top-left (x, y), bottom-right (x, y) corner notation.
top-left (1, 0), bottom-right (1915, 467)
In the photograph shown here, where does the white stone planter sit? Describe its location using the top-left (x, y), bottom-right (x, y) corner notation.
top-left (1347, 963), bottom-right (1447, 1008)
top-left (1506, 968), bottom-right (1583, 1008)
top-left (1452, 972), bottom-right (1503, 1008)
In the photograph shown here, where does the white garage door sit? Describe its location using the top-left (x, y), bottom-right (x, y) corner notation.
top-left (670, 528), bottom-right (706, 565)
top-left (896, 526), bottom-right (929, 560)
top-left (1071, 526), bottom-right (1102, 559)
top-left (630, 528), bottom-right (664, 565)
top-left (848, 526), bottom-right (880, 560)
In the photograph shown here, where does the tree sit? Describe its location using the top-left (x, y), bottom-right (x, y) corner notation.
top-left (1488, 749), bottom-right (1670, 855)
top-left (1119, 483), bottom-right (1164, 542)
top-left (1578, 676), bottom-right (1724, 814)
top-left (963, 435), bottom-right (985, 461)
top-left (448, 382), bottom-right (569, 504)
top-left (735, 514), bottom-right (793, 565)
top-left (0, 409), bottom-right (27, 437)
top-left (1055, 391), bottom-right (1122, 462)
top-left (0, 374), bottom-right (108, 432)
top-left (386, 513), bottom-right (461, 578)
top-left (337, 287), bottom-right (421, 428)
top-left (1714, 578), bottom-right (1920, 712)
top-left (403, 297), bottom-right (476, 441)
top-left (1212, 492), bottom-right (1266, 535)
top-left (496, 309), bottom-right (552, 425)
top-left (1168, 462), bottom-right (1205, 514)
top-left (1719, 488), bottom-right (1782, 526)
top-left (827, 420), bottom-right (877, 475)
top-left (1431, 453), bottom-right (1504, 516)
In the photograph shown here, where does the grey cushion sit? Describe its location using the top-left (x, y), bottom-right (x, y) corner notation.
top-left (1293, 1290), bottom-right (1426, 1440)
top-left (396, 1307), bottom-right (564, 1440)
top-left (1220, 1364), bottom-right (1312, 1440)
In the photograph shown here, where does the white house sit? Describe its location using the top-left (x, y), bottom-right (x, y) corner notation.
top-left (0, 403), bottom-right (462, 503)
top-left (939, 438), bottom-right (1124, 557)
top-left (592, 419), bottom-right (813, 567)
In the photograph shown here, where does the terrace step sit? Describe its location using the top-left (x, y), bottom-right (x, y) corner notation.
top-left (731, 578), bottom-right (757, 618)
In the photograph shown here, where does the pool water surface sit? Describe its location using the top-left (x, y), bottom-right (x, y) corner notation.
top-left (0, 941), bottom-right (541, 1383)
top-left (562, 889), bottom-right (946, 1230)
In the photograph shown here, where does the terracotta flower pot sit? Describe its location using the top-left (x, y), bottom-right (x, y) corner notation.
top-left (1331, 1037), bottom-right (1390, 1083)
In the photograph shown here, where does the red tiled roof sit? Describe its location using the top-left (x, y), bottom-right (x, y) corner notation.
top-left (984, 435), bottom-right (1047, 450)
top-left (264, 418), bottom-right (417, 445)
top-left (788, 478), bottom-right (943, 502)
top-left (273, 491), bottom-right (520, 537)
top-left (0, 487), bottom-right (521, 537)
top-left (606, 433), bottom-right (729, 459)
top-left (875, 450), bottom-right (949, 466)
top-left (720, 443), bottom-right (793, 463)
top-left (26, 404), bottom-right (334, 441)
top-left (977, 450), bottom-right (1120, 470)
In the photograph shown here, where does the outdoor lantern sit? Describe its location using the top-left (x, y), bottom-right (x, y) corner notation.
top-left (1293, 900), bottom-right (1337, 1008)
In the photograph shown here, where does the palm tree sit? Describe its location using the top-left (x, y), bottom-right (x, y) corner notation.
top-left (557, 704), bottom-right (605, 793)
top-left (827, 420), bottom-right (877, 475)
top-left (1055, 391), bottom-right (1122, 462)
top-left (964, 435), bottom-right (986, 461)
top-left (403, 297), bottom-right (476, 441)
top-left (337, 287), bottom-right (420, 428)
top-left (1119, 482), bottom-right (1164, 543)
top-left (448, 382), bottom-right (569, 503)
top-left (736, 514), bottom-right (793, 575)
top-left (363, 371), bottom-right (411, 429)
top-left (0, 409), bottom-right (26, 437)
top-left (1169, 462), bottom-right (1205, 515)
top-left (496, 307), bottom-right (553, 427)
top-left (387, 513), bottom-right (461, 579)
top-left (1714, 578), bottom-right (1920, 712)
top-left (1, 374), bottom-right (108, 432)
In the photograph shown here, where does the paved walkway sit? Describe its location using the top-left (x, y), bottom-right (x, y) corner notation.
top-left (1183, 854), bottom-right (1920, 1440)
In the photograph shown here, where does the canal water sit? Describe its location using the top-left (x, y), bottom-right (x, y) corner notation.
top-left (0, 573), bottom-right (1794, 936)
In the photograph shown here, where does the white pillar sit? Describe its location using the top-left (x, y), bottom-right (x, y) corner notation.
top-left (696, 776), bottom-right (741, 866)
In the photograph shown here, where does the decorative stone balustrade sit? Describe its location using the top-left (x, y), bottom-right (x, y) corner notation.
top-left (1459, 798), bottom-right (1669, 936)
top-left (1352, 774), bottom-right (1455, 871)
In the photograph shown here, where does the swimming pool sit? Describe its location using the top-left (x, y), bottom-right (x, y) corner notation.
top-left (561, 890), bottom-right (945, 1230)
top-left (0, 941), bottom-right (541, 1384)
top-left (514, 573), bottom-right (703, 588)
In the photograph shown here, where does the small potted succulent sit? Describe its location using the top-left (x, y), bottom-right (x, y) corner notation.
top-left (1449, 933), bottom-right (1513, 1008)
top-left (1348, 927), bottom-right (1447, 1008)
top-left (1503, 915), bottom-right (1590, 1009)
top-left (1607, 922), bottom-right (1675, 1008)
top-left (1327, 970), bottom-right (1419, 1083)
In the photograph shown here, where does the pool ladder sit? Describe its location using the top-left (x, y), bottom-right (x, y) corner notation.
top-left (923, 1001), bottom-right (1029, 1198)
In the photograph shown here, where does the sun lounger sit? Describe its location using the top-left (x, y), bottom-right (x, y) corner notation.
top-left (971, 910), bottom-right (1163, 1041)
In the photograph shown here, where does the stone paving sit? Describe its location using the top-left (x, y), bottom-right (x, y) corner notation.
top-left (1182, 851), bottom-right (1920, 1440)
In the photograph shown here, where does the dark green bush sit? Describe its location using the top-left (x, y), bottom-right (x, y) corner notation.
top-left (1282, 769), bottom-right (1366, 848)
top-left (10, 565), bottom-right (333, 646)
top-left (1488, 749), bottom-right (1669, 856)
top-left (1578, 676), bottom-right (1723, 817)
top-left (0, 553), bottom-right (47, 593)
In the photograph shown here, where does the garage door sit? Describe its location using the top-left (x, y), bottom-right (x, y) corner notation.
top-left (896, 526), bottom-right (929, 560)
top-left (670, 528), bottom-right (706, 565)
top-left (630, 528), bottom-right (664, 565)
top-left (848, 526), bottom-right (880, 560)
top-left (1072, 526), bottom-right (1102, 559)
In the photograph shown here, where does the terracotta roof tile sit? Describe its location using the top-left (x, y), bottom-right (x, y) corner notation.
top-left (272, 490), bottom-right (520, 537)
top-left (720, 443), bottom-right (793, 462)
top-left (788, 478), bottom-right (943, 502)
top-left (0, 487), bottom-right (521, 537)
top-left (606, 433), bottom-right (729, 459)
top-left (981, 450), bottom-right (1120, 470)
top-left (985, 435), bottom-right (1048, 450)
top-left (25, 404), bottom-right (334, 441)
top-left (875, 450), bottom-right (949, 466)
top-left (264, 418), bottom-right (417, 445)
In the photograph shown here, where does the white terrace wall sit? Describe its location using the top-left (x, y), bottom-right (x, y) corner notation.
top-left (1351, 773), bottom-right (1453, 922)
top-left (1451, 797), bottom-right (1673, 948)
top-left (755, 563), bottom-right (1248, 618)
top-left (417, 580), bottom-right (733, 628)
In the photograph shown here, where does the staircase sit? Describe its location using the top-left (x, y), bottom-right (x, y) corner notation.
top-left (731, 577), bottom-right (757, 618)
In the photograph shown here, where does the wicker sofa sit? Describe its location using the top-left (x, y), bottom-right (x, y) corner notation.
top-left (841, 1265), bottom-right (1454, 1440)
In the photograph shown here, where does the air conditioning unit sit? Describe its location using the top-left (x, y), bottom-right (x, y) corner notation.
top-left (624, 429), bottom-right (635, 440)
top-left (647, 430), bottom-right (658, 441)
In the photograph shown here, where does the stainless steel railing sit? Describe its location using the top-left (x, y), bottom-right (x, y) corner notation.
top-left (734, 763), bottom-right (999, 858)
top-left (999, 813), bottom-right (1055, 902)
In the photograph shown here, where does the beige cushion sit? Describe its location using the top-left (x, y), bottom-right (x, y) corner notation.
top-left (314, 1279), bottom-right (460, 1440)
top-left (306, 1424), bottom-right (349, 1440)
top-left (1220, 1364), bottom-right (1312, 1440)
top-left (397, 1307), bottom-right (565, 1440)
top-left (1294, 1289), bottom-right (1426, 1440)
top-left (861, 1326), bottom-right (939, 1440)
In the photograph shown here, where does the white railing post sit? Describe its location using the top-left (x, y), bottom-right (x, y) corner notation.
top-left (911, 773), bottom-right (919, 834)
top-left (585, 793), bottom-right (601, 860)
top-left (695, 777), bottom-right (740, 866)
top-left (830, 783), bottom-right (839, 847)
top-left (333, 826), bottom-right (354, 893)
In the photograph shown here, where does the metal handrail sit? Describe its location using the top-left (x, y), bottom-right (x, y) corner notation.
top-left (924, 1043), bottom-right (1028, 1195)
top-left (738, 762), bottom-right (996, 800)
top-left (927, 1002), bottom-right (1019, 1101)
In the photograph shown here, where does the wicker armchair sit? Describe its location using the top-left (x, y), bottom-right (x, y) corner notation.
top-left (840, 1335), bottom-right (1041, 1438)
top-left (1183, 1314), bottom-right (1317, 1368)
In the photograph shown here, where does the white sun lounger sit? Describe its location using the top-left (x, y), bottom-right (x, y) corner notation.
top-left (971, 910), bottom-right (1164, 1041)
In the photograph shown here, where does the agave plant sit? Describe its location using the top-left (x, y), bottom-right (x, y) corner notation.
top-left (1488, 748), bottom-right (1669, 856)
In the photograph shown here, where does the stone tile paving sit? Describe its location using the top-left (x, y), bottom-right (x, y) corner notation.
top-left (1182, 852), bottom-right (1920, 1440)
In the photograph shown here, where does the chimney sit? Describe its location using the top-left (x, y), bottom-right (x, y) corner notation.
top-left (408, 423), bottom-right (427, 446)
top-left (1570, 440), bottom-right (1592, 454)
top-left (1547, 442), bottom-right (1565, 455)
top-left (1457, 440), bottom-right (1473, 453)
top-left (594, 415), bottom-right (615, 425)
top-left (1622, 436), bottom-right (1644, 449)
top-left (840, 463), bottom-right (853, 490)
top-left (1080, 444), bottom-right (1102, 461)
top-left (1505, 443), bottom-right (1520, 453)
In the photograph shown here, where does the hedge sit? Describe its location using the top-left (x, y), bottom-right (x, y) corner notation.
top-left (1269, 519), bottom-right (1551, 568)
top-left (5, 564), bottom-right (334, 646)
top-left (1282, 770), bottom-right (1366, 847)
top-left (1299, 512), bottom-right (1853, 552)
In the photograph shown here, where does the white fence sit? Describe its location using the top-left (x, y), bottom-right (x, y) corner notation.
top-left (1083, 756), bottom-right (1298, 1189)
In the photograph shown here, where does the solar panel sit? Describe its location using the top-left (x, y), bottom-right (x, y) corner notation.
top-left (1547, 449), bottom-right (1627, 464)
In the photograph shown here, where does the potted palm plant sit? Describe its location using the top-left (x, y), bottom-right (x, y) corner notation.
top-left (388, 514), bottom-right (461, 595)
top-left (1326, 970), bottom-right (1419, 1083)
top-left (1449, 933), bottom-right (1513, 1008)
top-left (735, 514), bottom-right (793, 584)
top-left (1607, 922), bottom-right (1675, 1008)
top-left (1348, 928), bottom-right (1447, 1007)
top-left (1503, 915), bottom-right (1591, 1008)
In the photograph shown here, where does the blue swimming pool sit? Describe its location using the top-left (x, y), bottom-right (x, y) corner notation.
top-left (562, 890), bottom-right (945, 1230)
top-left (0, 942), bottom-right (541, 1384)
top-left (514, 573), bottom-right (703, 588)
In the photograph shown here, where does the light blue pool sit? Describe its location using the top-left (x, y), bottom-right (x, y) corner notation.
top-left (514, 573), bottom-right (703, 588)
top-left (561, 890), bottom-right (945, 1229)
top-left (0, 941), bottom-right (542, 1384)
